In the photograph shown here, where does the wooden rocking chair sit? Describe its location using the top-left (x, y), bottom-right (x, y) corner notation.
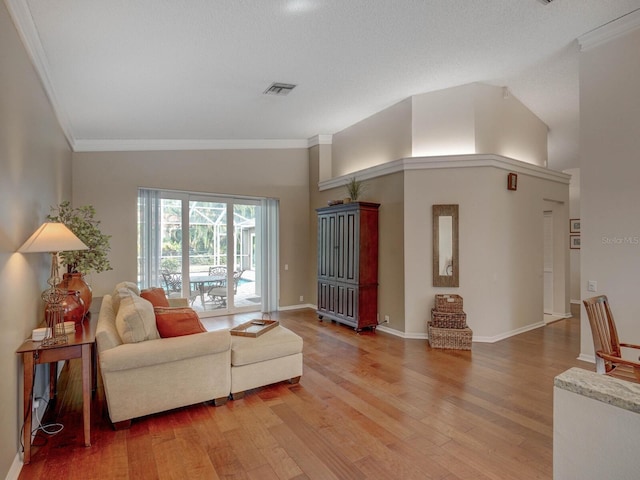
top-left (583, 295), bottom-right (640, 383)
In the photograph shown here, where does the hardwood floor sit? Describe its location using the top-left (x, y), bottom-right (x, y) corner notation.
top-left (19, 307), bottom-right (589, 480)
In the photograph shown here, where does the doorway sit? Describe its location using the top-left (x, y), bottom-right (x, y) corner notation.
top-left (543, 210), bottom-right (553, 315)
top-left (542, 200), bottom-right (570, 324)
top-left (138, 189), bottom-right (275, 317)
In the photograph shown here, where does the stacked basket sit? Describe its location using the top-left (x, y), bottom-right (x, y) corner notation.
top-left (428, 294), bottom-right (472, 350)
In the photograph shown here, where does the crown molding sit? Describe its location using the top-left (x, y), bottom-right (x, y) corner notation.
top-left (73, 136), bottom-right (334, 152)
top-left (318, 154), bottom-right (571, 191)
top-left (578, 8), bottom-right (640, 51)
top-left (6, 0), bottom-right (76, 148)
top-left (307, 135), bottom-right (333, 147)
top-left (73, 138), bottom-right (315, 152)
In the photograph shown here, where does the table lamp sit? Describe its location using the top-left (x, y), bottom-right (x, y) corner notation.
top-left (18, 222), bottom-right (88, 346)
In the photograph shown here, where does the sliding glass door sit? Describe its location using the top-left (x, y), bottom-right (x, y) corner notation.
top-left (138, 189), bottom-right (270, 316)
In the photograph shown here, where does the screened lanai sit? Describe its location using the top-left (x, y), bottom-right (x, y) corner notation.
top-left (138, 190), bottom-right (264, 314)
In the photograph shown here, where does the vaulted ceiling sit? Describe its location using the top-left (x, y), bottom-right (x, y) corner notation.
top-left (8, 0), bottom-right (640, 170)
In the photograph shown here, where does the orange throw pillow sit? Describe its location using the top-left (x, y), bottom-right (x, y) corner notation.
top-left (140, 287), bottom-right (170, 308)
top-left (154, 307), bottom-right (206, 338)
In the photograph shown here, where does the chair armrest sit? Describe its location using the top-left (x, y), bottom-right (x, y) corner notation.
top-left (168, 297), bottom-right (189, 307)
top-left (597, 351), bottom-right (640, 369)
top-left (620, 342), bottom-right (640, 350)
top-left (100, 329), bottom-right (230, 373)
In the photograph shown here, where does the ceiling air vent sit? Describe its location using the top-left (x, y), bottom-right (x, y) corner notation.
top-left (264, 82), bottom-right (297, 96)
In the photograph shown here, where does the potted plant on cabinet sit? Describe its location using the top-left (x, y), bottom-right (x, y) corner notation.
top-left (345, 176), bottom-right (366, 202)
top-left (47, 201), bottom-right (112, 316)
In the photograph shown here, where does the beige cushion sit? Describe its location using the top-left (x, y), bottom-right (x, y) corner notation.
top-left (111, 287), bottom-right (134, 315)
top-left (113, 281), bottom-right (140, 296)
top-left (231, 326), bottom-right (303, 366)
top-left (115, 295), bottom-right (159, 343)
top-left (111, 281), bottom-right (140, 315)
top-left (95, 294), bottom-right (122, 352)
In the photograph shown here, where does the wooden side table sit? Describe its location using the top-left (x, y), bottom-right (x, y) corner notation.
top-left (16, 314), bottom-right (97, 464)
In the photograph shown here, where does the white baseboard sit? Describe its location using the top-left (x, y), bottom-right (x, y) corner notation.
top-left (577, 353), bottom-right (595, 364)
top-left (278, 303), bottom-right (315, 311)
top-left (473, 321), bottom-right (546, 343)
top-left (5, 453), bottom-right (23, 480)
top-left (376, 324), bottom-right (428, 339)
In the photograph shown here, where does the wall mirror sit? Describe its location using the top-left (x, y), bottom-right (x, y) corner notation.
top-left (432, 204), bottom-right (459, 287)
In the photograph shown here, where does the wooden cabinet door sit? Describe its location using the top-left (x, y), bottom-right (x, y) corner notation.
top-left (317, 281), bottom-right (330, 313)
top-left (336, 283), bottom-right (357, 324)
top-left (317, 212), bottom-right (337, 281)
top-left (335, 209), bottom-right (359, 284)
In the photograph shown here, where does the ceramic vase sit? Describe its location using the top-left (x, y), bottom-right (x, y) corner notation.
top-left (62, 290), bottom-right (85, 326)
top-left (61, 273), bottom-right (92, 316)
top-left (45, 290), bottom-right (85, 327)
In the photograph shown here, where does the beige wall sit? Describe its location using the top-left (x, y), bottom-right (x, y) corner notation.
top-left (327, 83), bottom-right (562, 339)
top-left (411, 83), bottom-right (548, 166)
top-left (565, 168), bottom-right (581, 303)
top-left (580, 27), bottom-right (640, 357)
top-left (71, 149), bottom-right (311, 308)
top-left (404, 162), bottom-right (569, 339)
top-left (331, 98), bottom-right (412, 176)
top-left (412, 84), bottom-right (477, 156)
top-left (474, 84), bottom-right (548, 166)
top-left (0, 3), bottom-right (72, 476)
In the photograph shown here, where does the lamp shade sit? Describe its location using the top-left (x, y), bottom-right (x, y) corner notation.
top-left (18, 222), bottom-right (88, 253)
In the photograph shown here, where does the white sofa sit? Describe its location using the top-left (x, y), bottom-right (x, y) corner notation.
top-left (96, 284), bottom-right (231, 427)
top-left (96, 282), bottom-right (304, 427)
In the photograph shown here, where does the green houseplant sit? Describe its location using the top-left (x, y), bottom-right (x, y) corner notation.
top-left (47, 201), bottom-right (112, 314)
top-left (48, 201), bottom-right (112, 274)
top-left (345, 176), bottom-right (365, 201)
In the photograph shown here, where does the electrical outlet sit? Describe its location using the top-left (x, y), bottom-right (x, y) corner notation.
top-left (33, 399), bottom-right (40, 410)
top-left (384, 315), bottom-right (390, 323)
top-left (587, 280), bottom-right (597, 292)
top-left (299, 295), bottom-right (303, 302)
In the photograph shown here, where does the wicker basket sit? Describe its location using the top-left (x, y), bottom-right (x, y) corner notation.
top-left (431, 309), bottom-right (467, 329)
top-left (427, 322), bottom-right (472, 350)
top-left (435, 294), bottom-right (464, 313)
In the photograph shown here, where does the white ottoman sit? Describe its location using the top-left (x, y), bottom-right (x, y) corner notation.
top-left (230, 325), bottom-right (303, 399)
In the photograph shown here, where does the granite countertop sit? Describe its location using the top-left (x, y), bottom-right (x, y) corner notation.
top-left (554, 367), bottom-right (640, 414)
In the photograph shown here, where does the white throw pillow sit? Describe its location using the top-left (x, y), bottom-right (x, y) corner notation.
top-left (113, 281), bottom-right (140, 296)
top-left (111, 288), bottom-right (133, 316)
top-left (111, 281), bottom-right (141, 315)
top-left (115, 295), bottom-right (159, 343)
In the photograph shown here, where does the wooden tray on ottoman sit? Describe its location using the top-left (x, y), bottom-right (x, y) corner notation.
top-left (231, 319), bottom-right (279, 337)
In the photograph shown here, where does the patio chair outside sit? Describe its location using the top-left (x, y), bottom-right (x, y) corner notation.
top-left (161, 271), bottom-right (198, 305)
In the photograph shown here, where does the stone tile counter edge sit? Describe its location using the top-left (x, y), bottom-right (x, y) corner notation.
top-left (554, 367), bottom-right (640, 414)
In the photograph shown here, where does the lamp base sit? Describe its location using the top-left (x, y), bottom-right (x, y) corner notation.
top-left (41, 286), bottom-right (68, 346)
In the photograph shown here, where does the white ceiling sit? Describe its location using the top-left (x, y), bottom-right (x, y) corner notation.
top-left (8, 0), bottom-right (640, 170)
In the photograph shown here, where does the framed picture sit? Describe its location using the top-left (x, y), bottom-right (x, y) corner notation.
top-left (570, 235), bottom-right (581, 249)
top-left (570, 218), bottom-right (581, 233)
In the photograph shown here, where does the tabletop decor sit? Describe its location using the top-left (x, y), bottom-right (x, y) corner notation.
top-left (47, 201), bottom-right (112, 312)
top-left (18, 222), bottom-right (88, 345)
top-left (345, 176), bottom-right (366, 202)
